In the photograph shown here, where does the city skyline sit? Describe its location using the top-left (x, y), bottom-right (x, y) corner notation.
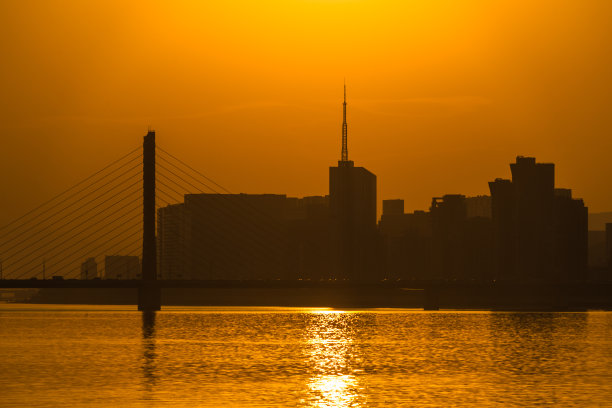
top-left (0, 87), bottom-right (605, 285)
top-left (1, 84), bottom-right (608, 227)
top-left (3, 3), bottom-right (612, 407)
top-left (1, 124), bottom-right (602, 285)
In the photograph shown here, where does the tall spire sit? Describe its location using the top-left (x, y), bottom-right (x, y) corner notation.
top-left (341, 81), bottom-right (348, 162)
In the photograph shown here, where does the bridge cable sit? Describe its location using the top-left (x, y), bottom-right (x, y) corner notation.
top-left (9, 195), bottom-right (143, 279)
top-left (2, 174), bottom-right (142, 259)
top-left (0, 148), bottom-right (141, 237)
top-left (155, 159), bottom-right (287, 249)
top-left (0, 157), bottom-right (142, 246)
top-left (154, 173), bottom-right (286, 261)
top-left (61, 231), bottom-right (144, 280)
top-left (156, 150), bottom-right (286, 227)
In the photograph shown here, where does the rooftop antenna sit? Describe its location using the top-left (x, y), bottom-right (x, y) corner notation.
top-left (341, 80), bottom-right (348, 162)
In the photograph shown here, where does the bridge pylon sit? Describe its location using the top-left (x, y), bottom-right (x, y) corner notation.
top-left (138, 130), bottom-right (161, 311)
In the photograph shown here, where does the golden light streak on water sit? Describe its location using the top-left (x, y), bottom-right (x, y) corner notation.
top-left (305, 311), bottom-right (365, 407)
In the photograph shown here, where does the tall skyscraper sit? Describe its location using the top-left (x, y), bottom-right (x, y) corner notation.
top-left (329, 85), bottom-right (377, 280)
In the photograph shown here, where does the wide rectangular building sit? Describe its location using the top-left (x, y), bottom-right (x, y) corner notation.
top-left (184, 193), bottom-right (291, 280)
top-left (158, 194), bottom-right (333, 280)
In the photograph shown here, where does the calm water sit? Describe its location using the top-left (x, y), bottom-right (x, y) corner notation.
top-left (2, 305), bottom-right (612, 407)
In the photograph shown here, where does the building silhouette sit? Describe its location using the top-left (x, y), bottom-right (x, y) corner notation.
top-left (589, 223), bottom-right (612, 282)
top-left (553, 188), bottom-right (588, 281)
top-left (157, 203), bottom-right (186, 279)
top-left (606, 223), bottom-right (612, 279)
top-left (183, 193), bottom-right (289, 280)
top-left (151, 93), bottom-right (590, 285)
top-left (156, 86), bottom-right (380, 281)
top-left (157, 193), bottom-right (334, 281)
top-left (488, 178), bottom-right (515, 280)
top-left (466, 195), bottom-right (492, 219)
top-left (80, 257), bottom-right (97, 280)
top-left (383, 199), bottom-right (404, 216)
top-left (378, 201), bottom-right (431, 280)
top-left (104, 255), bottom-right (140, 279)
top-left (489, 156), bottom-right (587, 282)
top-left (463, 213), bottom-right (494, 282)
top-left (512, 156), bottom-right (555, 281)
top-left (430, 195), bottom-right (468, 280)
top-left (429, 195), bottom-right (493, 281)
top-left (379, 194), bottom-right (492, 282)
top-left (329, 85), bottom-right (377, 280)
top-left (286, 195), bottom-right (333, 280)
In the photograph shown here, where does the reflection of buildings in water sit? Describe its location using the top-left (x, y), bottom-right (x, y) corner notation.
top-left (487, 312), bottom-right (587, 375)
top-left (304, 311), bottom-right (367, 408)
top-left (483, 312), bottom-right (591, 405)
top-left (141, 311), bottom-right (157, 391)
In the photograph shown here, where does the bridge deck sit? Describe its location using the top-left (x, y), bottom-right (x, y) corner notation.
top-left (1, 279), bottom-right (610, 291)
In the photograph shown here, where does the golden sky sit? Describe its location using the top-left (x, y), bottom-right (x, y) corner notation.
top-left (1, 0), bottom-right (612, 224)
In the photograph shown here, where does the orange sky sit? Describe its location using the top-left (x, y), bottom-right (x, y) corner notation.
top-left (1, 0), bottom-right (612, 225)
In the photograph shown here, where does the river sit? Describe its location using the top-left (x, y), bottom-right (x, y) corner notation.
top-left (1, 304), bottom-right (612, 407)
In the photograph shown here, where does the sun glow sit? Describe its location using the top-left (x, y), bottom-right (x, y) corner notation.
top-left (3, 1), bottom-right (612, 223)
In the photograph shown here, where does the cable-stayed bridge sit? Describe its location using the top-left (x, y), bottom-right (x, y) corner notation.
top-left (0, 131), bottom-right (355, 309)
top-left (1, 132), bottom-right (611, 311)
top-left (0, 131), bottom-right (285, 308)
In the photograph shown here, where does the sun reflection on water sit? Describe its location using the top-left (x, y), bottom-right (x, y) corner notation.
top-left (305, 311), bottom-right (366, 407)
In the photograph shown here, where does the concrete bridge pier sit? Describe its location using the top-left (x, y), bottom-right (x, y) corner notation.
top-left (138, 284), bottom-right (161, 311)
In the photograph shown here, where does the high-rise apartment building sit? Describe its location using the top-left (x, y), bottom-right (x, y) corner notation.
top-left (489, 156), bottom-right (587, 282)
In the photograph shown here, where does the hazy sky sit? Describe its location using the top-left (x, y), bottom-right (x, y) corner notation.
top-left (2, 0), bottom-right (612, 225)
